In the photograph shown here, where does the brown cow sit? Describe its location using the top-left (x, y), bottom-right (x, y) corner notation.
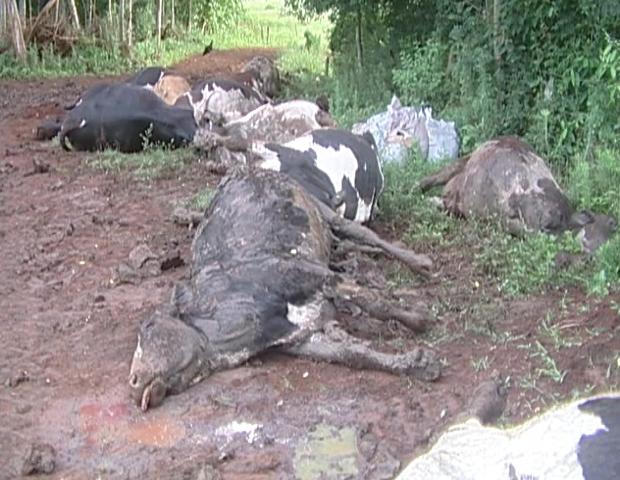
top-left (420, 136), bottom-right (617, 253)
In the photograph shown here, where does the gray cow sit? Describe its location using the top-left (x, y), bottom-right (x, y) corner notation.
top-left (128, 168), bottom-right (437, 411)
top-left (420, 136), bottom-right (617, 253)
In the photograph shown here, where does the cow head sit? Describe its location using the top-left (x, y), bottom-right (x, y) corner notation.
top-left (570, 210), bottom-right (618, 254)
top-left (128, 307), bottom-right (209, 411)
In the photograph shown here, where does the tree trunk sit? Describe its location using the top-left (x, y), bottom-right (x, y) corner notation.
top-left (127, 0), bottom-right (133, 48)
top-left (187, 0), bottom-right (192, 30)
top-left (171, 0), bottom-right (175, 28)
top-left (156, 0), bottom-right (163, 50)
top-left (108, 0), bottom-right (112, 23)
top-left (67, 0), bottom-right (81, 30)
top-left (6, 0), bottom-right (26, 61)
top-left (355, 5), bottom-right (363, 69)
top-left (119, 0), bottom-right (125, 44)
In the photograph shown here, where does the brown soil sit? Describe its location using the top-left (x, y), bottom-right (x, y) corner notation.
top-left (1, 48), bottom-right (619, 480)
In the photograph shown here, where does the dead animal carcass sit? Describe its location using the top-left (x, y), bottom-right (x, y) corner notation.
top-left (128, 168), bottom-right (436, 411)
top-left (396, 392), bottom-right (620, 480)
top-left (420, 136), bottom-right (617, 253)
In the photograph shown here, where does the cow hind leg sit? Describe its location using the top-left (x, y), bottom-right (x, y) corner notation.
top-left (316, 201), bottom-right (433, 279)
top-left (283, 321), bottom-right (441, 382)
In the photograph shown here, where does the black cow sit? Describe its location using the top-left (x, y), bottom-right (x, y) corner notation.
top-left (128, 168), bottom-right (436, 411)
top-left (59, 83), bottom-right (197, 153)
top-left (126, 66), bottom-right (168, 87)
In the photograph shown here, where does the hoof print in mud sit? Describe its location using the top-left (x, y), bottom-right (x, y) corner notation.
top-left (20, 442), bottom-right (56, 476)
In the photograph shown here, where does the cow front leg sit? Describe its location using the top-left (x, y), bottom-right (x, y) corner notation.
top-left (284, 322), bottom-right (441, 381)
top-left (316, 201), bottom-right (433, 278)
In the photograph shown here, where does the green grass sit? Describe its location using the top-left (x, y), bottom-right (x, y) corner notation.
top-left (0, 0), bottom-right (332, 80)
top-left (89, 146), bottom-right (195, 181)
top-left (214, 0), bottom-right (332, 74)
top-left (378, 151), bottom-right (611, 298)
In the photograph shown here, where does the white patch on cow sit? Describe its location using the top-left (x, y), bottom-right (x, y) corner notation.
top-left (283, 136), bottom-right (373, 222)
top-left (79, 119), bottom-right (87, 128)
top-left (286, 297), bottom-right (323, 330)
top-left (395, 398), bottom-right (609, 480)
top-left (129, 335), bottom-right (143, 374)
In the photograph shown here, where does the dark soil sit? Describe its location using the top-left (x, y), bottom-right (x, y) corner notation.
top-left (1, 47), bottom-right (619, 480)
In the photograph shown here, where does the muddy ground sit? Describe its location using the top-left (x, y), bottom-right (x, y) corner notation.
top-left (1, 48), bottom-right (619, 480)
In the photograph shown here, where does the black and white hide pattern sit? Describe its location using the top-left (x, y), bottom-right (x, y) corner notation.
top-left (175, 77), bottom-right (267, 126)
top-left (128, 168), bottom-right (439, 411)
top-left (59, 83), bottom-right (197, 153)
top-left (255, 128), bottom-right (384, 223)
top-left (396, 393), bottom-right (620, 480)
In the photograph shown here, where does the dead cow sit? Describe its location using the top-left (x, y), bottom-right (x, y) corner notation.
top-left (175, 77), bottom-right (267, 126)
top-left (59, 83), bottom-right (197, 153)
top-left (195, 128), bottom-right (384, 224)
top-left (396, 392), bottom-right (620, 479)
top-left (192, 99), bottom-right (337, 152)
top-left (420, 136), bottom-right (617, 253)
top-left (128, 168), bottom-right (437, 411)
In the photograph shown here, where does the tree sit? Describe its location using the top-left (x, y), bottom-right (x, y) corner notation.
top-left (6, 0), bottom-right (26, 60)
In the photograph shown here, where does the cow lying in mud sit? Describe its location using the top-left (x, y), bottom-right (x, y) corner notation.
top-left (128, 168), bottom-right (437, 411)
top-left (175, 77), bottom-right (268, 126)
top-left (396, 392), bottom-right (620, 479)
top-left (419, 136), bottom-right (617, 253)
top-left (59, 83), bottom-right (197, 153)
top-left (207, 99), bottom-right (337, 145)
top-left (195, 128), bottom-right (383, 223)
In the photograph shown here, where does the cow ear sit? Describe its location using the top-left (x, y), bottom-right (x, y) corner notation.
top-left (570, 209), bottom-right (595, 227)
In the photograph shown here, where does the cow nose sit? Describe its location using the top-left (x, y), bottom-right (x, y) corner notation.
top-left (129, 373), bottom-right (140, 389)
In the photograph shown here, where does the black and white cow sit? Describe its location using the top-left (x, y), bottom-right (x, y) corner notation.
top-left (254, 128), bottom-right (384, 223)
top-left (396, 393), bottom-right (620, 479)
top-left (128, 168), bottom-right (436, 411)
top-left (59, 83), bottom-right (197, 153)
top-left (175, 77), bottom-right (267, 126)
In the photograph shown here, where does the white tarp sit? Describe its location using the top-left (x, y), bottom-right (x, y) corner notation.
top-left (352, 96), bottom-right (460, 166)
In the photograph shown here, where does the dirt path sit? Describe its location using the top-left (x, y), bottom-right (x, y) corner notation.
top-left (1, 48), bottom-right (619, 480)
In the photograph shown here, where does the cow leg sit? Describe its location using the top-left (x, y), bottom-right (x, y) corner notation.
top-left (315, 201), bottom-right (432, 279)
top-left (417, 153), bottom-right (471, 192)
top-left (333, 282), bottom-right (429, 333)
top-left (284, 321), bottom-right (440, 381)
